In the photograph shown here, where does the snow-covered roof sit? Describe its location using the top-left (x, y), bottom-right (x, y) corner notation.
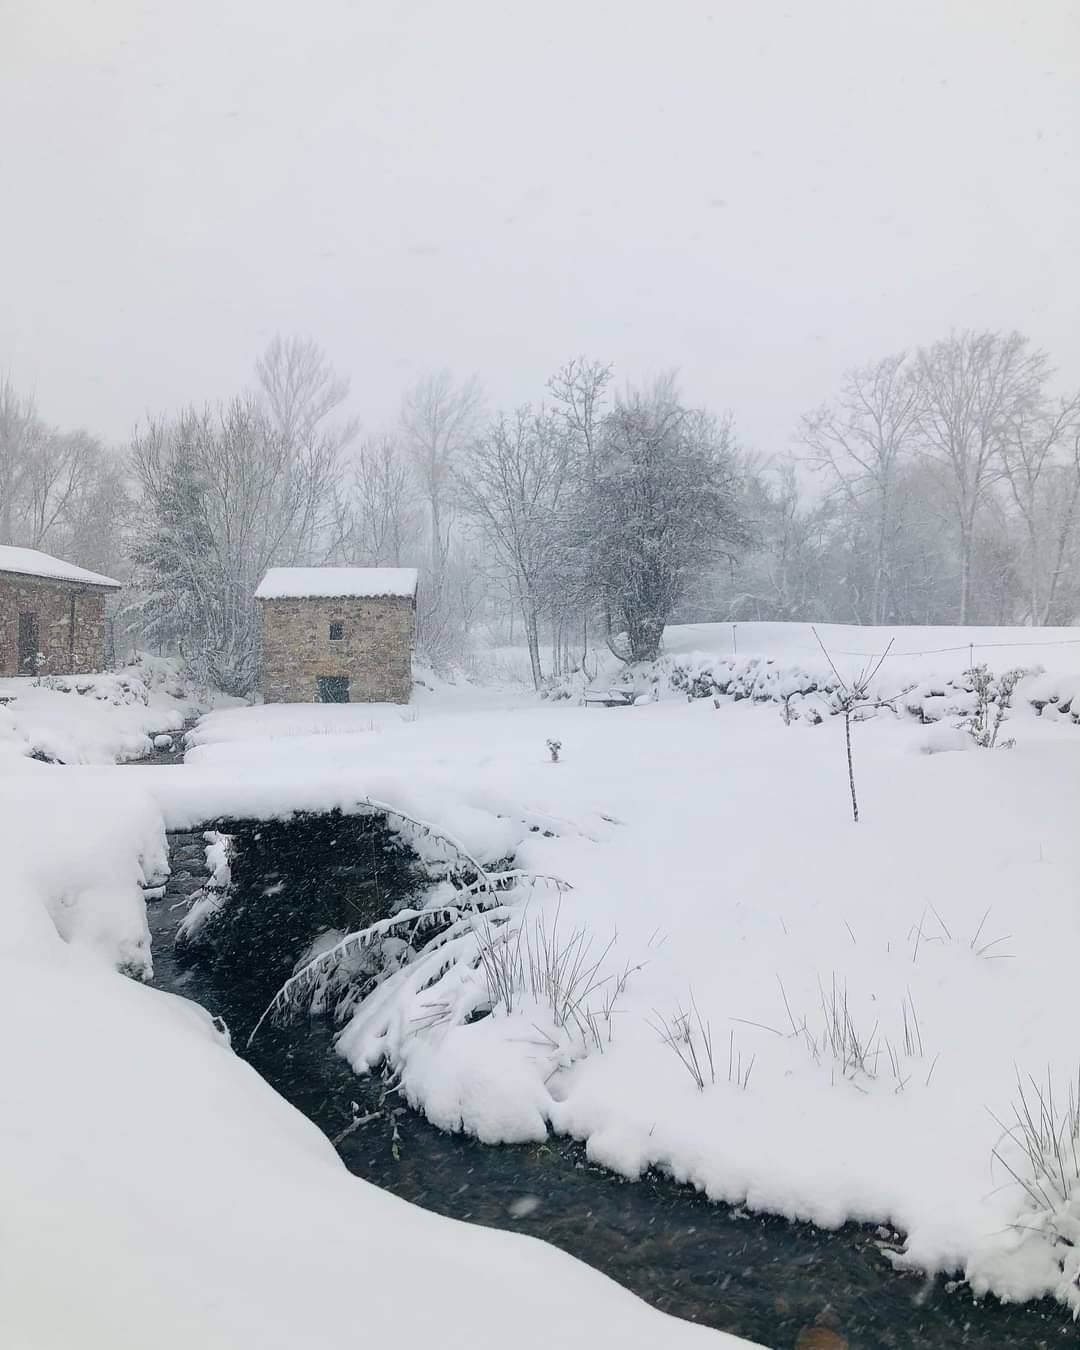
top-left (254, 567), bottom-right (419, 601)
top-left (0, 545), bottom-right (121, 590)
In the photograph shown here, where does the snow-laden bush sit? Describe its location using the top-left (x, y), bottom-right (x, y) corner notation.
top-left (624, 651), bottom-right (1060, 735)
top-left (957, 663), bottom-right (1025, 748)
top-left (32, 669), bottom-right (152, 706)
top-left (249, 871), bottom-right (588, 1060)
top-left (982, 1071), bottom-right (1080, 1315)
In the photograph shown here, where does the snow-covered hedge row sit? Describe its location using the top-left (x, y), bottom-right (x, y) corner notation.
top-left (594, 651), bottom-right (1080, 729)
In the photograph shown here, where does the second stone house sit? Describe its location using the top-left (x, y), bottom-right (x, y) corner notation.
top-left (254, 566), bottom-right (418, 704)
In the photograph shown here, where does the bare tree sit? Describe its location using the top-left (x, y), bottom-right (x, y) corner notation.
top-left (255, 336), bottom-right (356, 450)
top-left (0, 376), bottom-right (42, 543)
top-left (351, 434), bottom-right (421, 566)
top-left (19, 429), bottom-right (98, 548)
top-left (457, 407), bottom-right (569, 688)
top-left (914, 331), bottom-right (1048, 623)
top-left (800, 353), bottom-right (919, 624)
top-left (400, 371), bottom-right (483, 575)
top-left (544, 358), bottom-right (615, 666)
top-left (547, 357), bottom-right (613, 461)
top-left (58, 446), bottom-right (132, 578)
top-left (399, 371), bottom-right (484, 661)
top-left (812, 630), bottom-right (903, 824)
top-left (999, 391), bottom-right (1080, 624)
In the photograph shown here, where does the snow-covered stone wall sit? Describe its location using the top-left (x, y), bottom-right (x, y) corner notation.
top-left (0, 574), bottom-right (112, 676)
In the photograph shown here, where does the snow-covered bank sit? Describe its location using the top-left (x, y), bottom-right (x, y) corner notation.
top-left (0, 655), bottom-right (207, 765)
top-left (170, 623), bottom-right (1080, 1317)
top-left (0, 762), bottom-right (751, 1349)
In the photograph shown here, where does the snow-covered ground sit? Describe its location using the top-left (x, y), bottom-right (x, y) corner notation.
top-left (171, 622), bottom-right (1080, 1315)
top-left (0, 655), bottom-right (207, 765)
top-left (10, 619), bottom-right (1080, 1343)
top-left (0, 759), bottom-right (750, 1349)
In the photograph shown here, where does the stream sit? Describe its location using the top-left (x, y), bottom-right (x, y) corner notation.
top-left (138, 815), bottom-right (1075, 1350)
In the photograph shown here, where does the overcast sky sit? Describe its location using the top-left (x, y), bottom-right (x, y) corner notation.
top-left (2, 1), bottom-right (1078, 455)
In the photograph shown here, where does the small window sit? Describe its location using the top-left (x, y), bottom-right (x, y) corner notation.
top-left (328, 622), bottom-right (344, 641)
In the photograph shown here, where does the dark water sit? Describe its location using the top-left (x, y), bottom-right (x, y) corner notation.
top-left (146, 833), bottom-right (1073, 1350)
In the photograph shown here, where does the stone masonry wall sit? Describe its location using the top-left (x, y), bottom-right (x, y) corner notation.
top-left (258, 595), bottom-right (415, 704)
top-left (0, 576), bottom-right (111, 676)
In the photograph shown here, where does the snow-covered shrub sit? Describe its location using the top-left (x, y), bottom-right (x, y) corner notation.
top-left (640, 649), bottom-right (1073, 739)
top-left (985, 1071), bottom-right (1080, 1315)
top-left (957, 664), bottom-right (1027, 749)
top-left (175, 831), bottom-right (232, 946)
top-left (250, 871), bottom-right (594, 1073)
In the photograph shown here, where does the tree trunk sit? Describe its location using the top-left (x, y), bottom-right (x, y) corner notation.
top-left (872, 490), bottom-right (889, 625)
top-left (629, 615), bottom-right (664, 664)
top-left (1028, 520), bottom-right (1041, 626)
top-left (958, 518), bottom-right (972, 625)
top-left (518, 575), bottom-right (543, 690)
top-left (526, 614), bottom-right (542, 690)
top-left (845, 711), bottom-right (859, 824)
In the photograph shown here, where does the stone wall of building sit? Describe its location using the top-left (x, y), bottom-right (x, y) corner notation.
top-left (0, 576), bottom-right (111, 676)
top-left (258, 595), bottom-right (415, 704)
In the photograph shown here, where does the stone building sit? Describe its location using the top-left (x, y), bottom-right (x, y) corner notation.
top-left (255, 567), bottom-right (418, 704)
top-left (0, 546), bottom-right (121, 677)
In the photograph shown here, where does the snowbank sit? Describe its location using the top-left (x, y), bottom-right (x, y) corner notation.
top-left (0, 762), bottom-right (748, 1349)
top-left (0, 655), bottom-right (207, 764)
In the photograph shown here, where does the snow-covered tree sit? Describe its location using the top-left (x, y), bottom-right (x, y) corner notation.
top-left (129, 429), bottom-right (218, 674)
top-left (130, 397), bottom-right (344, 694)
top-left (579, 376), bottom-right (748, 663)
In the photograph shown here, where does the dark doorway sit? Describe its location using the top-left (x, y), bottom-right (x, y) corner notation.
top-left (18, 611), bottom-right (40, 673)
top-left (317, 675), bottom-right (350, 703)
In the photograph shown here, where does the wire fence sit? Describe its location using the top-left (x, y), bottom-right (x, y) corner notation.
top-left (721, 621), bottom-right (1080, 662)
top-left (829, 638), bottom-right (1080, 659)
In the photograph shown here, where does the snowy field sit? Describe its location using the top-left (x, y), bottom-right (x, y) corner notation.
top-left (176, 621), bottom-right (1080, 1314)
top-left (8, 620), bottom-right (1080, 1343)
